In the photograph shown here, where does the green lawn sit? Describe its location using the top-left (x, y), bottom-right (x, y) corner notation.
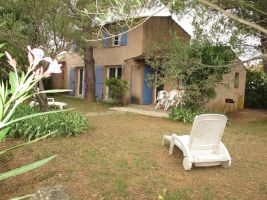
top-left (1, 96), bottom-right (267, 200)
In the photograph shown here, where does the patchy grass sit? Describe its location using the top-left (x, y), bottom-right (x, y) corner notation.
top-left (1, 97), bottom-right (267, 199)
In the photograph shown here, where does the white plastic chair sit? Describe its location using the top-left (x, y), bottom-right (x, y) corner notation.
top-left (164, 90), bottom-right (179, 110)
top-left (174, 90), bottom-right (185, 108)
top-left (162, 114), bottom-right (231, 170)
top-left (155, 90), bottom-right (169, 109)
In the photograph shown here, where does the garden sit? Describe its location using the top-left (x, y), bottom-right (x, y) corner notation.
top-left (0, 0), bottom-right (267, 199)
top-left (1, 97), bottom-right (267, 199)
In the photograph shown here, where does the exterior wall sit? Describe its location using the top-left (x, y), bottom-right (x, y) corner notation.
top-left (61, 53), bottom-right (84, 90)
top-left (142, 16), bottom-right (190, 54)
top-left (205, 63), bottom-right (247, 111)
top-left (53, 17), bottom-right (191, 103)
top-left (94, 24), bottom-right (144, 66)
top-left (123, 59), bottom-right (143, 104)
top-left (51, 62), bottom-right (66, 89)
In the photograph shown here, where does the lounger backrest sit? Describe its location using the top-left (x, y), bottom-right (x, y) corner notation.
top-left (189, 114), bottom-right (227, 152)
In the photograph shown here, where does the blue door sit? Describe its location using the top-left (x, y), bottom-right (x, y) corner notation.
top-left (95, 66), bottom-right (104, 99)
top-left (69, 67), bottom-right (75, 96)
top-left (142, 65), bottom-right (152, 104)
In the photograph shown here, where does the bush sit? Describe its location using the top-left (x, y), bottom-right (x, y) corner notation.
top-left (169, 107), bottom-right (222, 124)
top-left (105, 78), bottom-right (128, 105)
top-left (245, 70), bottom-right (267, 109)
top-left (8, 105), bottom-right (91, 139)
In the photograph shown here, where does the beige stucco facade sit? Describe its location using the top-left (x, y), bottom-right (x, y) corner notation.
top-left (205, 63), bottom-right (247, 111)
top-left (51, 16), bottom-right (246, 110)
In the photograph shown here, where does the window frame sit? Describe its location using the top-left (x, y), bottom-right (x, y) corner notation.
top-left (234, 72), bottom-right (239, 89)
top-left (112, 35), bottom-right (121, 47)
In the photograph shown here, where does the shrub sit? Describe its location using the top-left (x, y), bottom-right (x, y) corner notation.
top-left (105, 78), bottom-right (128, 105)
top-left (245, 70), bottom-right (267, 109)
top-left (8, 105), bottom-right (91, 139)
top-left (169, 107), bottom-right (222, 124)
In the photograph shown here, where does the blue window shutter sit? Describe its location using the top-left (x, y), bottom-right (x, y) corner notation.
top-left (95, 66), bottom-right (104, 99)
top-left (120, 29), bottom-right (127, 46)
top-left (103, 31), bottom-right (109, 48)
top-left (69, 67), bottom-right (75, 96)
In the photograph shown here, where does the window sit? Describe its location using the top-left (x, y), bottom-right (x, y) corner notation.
top-left (108, 66), bottom-right (122, 79)
top-left (106, 66), bottom-right (122, 99)
top-left (112, 35), bottom-right (121, 46)
top-left (77, 68), bottom-right (84, 96)
top-left (234, 73), bottom-right (239, 88)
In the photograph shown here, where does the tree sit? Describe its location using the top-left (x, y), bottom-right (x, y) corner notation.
top-left (168, 0), bottom-right (267, 71)
top-left (0, 0), bottom-right (72, 111)
top-left (146, 36), bottom-right (235, 108)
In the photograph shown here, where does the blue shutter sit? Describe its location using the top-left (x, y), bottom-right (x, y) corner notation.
top-left (120, 28), bottom-right (128, 46)
top-left (103, 31), bottom-right (109, 48)
top-left (95, 66), bottom-right (104, 99)
top-left (69, 67), bottom-right (75, 96)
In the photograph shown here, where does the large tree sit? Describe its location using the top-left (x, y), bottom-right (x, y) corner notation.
top-left (0, 0), bottom-right (72, 111)
top-left (168, 0), bottom-right (267, 70)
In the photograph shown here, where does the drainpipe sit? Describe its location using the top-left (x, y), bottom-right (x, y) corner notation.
top-left (129, 64), bottom-right (133, 104)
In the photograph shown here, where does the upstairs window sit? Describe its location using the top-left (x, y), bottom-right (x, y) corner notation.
top-left (234, 72), bottom-right (239, 88)
top-left (112, 35), bottom-right (121, 47)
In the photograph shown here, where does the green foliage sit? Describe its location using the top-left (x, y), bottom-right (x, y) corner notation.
top-left (245, 70), bottom-right (267, 109)
top-left (146, 36), bottom-right (232, 109)
top-left (105, 78), bottom-right (128, 105)
top-left (169, 107), bottom-right (222, 124)
top-left (8, 105), bottom-right (91, 139)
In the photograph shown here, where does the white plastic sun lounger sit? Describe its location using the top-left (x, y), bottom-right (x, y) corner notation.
top-left (162, 114), bottom-right (231, 170)
top-left (155, 90), bottom-right (169, 109)
top-left (29, 98), bottom-right (67, 110)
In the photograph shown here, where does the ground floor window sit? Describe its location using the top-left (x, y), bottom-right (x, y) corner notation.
top-left (77, 67), bottom-right (84, 96)
top-left (106, 66), bottom-right (122, 99)
top-left (108, 66), bottom-right (122, 79)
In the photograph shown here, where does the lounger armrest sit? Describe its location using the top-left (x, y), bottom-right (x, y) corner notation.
top-left (171, 134), bottom-right (193, 161)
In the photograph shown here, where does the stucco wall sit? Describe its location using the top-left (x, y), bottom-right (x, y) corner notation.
top-left (142, 16), bottom-right (190, 54)
top-left (94, 24), bottom-right (144, 66)
top-left (122, 59), bottom-right (143, 104)
top-left (51, 62), bottom-right (66, 89)
top-left (60, 53), bottom-right (84, 90)
top-left (205, 63), bottom-right (247, 111)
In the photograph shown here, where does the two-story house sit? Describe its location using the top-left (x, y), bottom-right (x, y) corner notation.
top-left (51, 16), bottom-right (247, 111)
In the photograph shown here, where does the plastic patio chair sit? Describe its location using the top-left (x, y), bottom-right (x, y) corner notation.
top-left (162, 114), bottom-right (231, 170)
top-left (155, 90), bottom-right (169, 109)
top-left (174, 90), bottom-right (185, 108)
top-left (164, 90), bottom-right (179, 111)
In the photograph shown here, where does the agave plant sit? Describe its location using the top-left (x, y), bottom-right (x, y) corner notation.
top-left (0, 46), bottom-right (68, 183)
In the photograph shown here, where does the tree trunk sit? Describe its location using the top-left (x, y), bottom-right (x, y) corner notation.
top-left (33, 80), bottom-right (49, 112)
top-left (83, 46), bottom-right (96, 102)
top-left (258, 1), bottom-right (267, 73)
top-left (261, 35), bottom-right (267, 73)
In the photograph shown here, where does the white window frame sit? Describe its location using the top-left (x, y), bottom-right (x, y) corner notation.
top-left (112, 35), bottom-right (121, 47)
top-left (77, 67), bottom-right (85, 96)
top-left (106, 66), bottom-right (122, 99)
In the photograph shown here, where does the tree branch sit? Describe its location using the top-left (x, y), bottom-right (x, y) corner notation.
top-left (197, 0), bottom-right (267, 35)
